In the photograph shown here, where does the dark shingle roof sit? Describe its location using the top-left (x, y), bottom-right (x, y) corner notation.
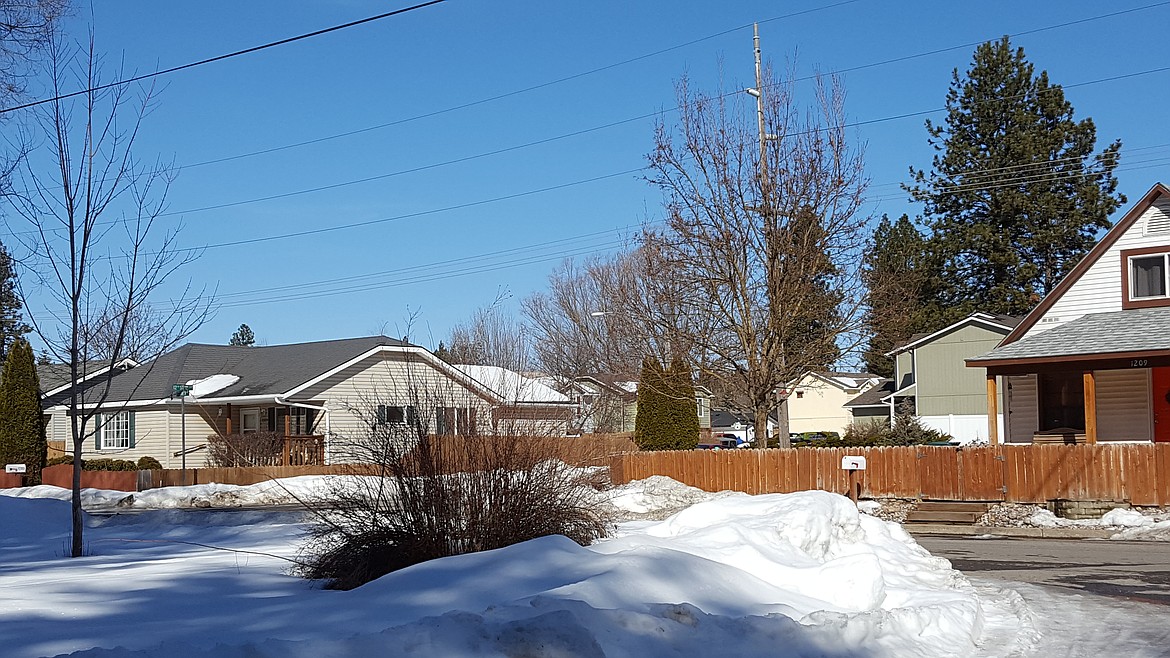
top-left (45, 336), bottom-right (413, 405)
top-left (844, 379), bottom-right (894, 407)
top-left (969, 308), bottom-right (1170, 363)
top-left (710, 409), bottom-right (751, 429)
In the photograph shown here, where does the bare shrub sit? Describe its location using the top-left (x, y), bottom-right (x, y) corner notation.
top-left (206, 432), bottom-right (283, 467)
top-left (298, 353), bottom-right (613, 590)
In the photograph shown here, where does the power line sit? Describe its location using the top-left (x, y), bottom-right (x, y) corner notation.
top-left (0, 0), bottom-right (449, 115)
top-left (180, 0), bottom-right (865, 170)
top-left (175, 1), bottom-right (1169, 171)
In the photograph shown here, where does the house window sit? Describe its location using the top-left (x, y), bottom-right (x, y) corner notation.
top-left (1131, 254), bottom-right (1168, 299)
top-left (241, 409), bottom-right (260, 434)
top-left (377, 405), bottom-right (416, 425)
top-left (1122, 248), bottom-right (1170, 309)
top-left (100, 411), bottom-right (133, 449)
top-left (795, 391), bottom-right (804, 399)
top-left (696, 397), bottom-right (707, 418)
top-left (436, 406), bottom-right (476, 437)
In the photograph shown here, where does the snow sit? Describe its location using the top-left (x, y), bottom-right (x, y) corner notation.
top-left (455, 365), bottom-right (569, 403)
top-left (184, 373), bottom-right (240, 398)
top-left (1, 476), bottom-right (1167, 656)
top-left (1026, 506), bottom-right (1170, 539)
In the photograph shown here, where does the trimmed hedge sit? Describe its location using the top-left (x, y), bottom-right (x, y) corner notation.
top-left (44, 455), bottom-right (161, 471)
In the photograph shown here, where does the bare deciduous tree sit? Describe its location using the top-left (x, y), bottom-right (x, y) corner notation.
top-left (444, 291), bottom-right (530, 369)
top-left (7, 33), bottom-right (211, 557)
top-left (645, 68), bottom-right (869, 447)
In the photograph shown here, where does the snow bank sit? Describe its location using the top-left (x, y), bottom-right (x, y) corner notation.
top-left (2, 480), bottom-right (1001, 658)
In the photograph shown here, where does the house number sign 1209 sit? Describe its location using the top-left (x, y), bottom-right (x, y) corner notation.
top-left (1131, 359), bottom-right (1149, 367)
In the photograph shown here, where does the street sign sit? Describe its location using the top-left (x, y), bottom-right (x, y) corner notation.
top-left (6, 463), bottom-right (27, 474)
top-left (841, 455), bottom-right (867, 470)
top-left (171, 383), bottom-right (193, 398)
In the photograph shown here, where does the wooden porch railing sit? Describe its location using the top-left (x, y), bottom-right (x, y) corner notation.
top-left (282, 435), bottom-right (325, 466)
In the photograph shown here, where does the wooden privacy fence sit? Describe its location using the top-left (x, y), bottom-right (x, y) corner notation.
top-left (609, 444), bottom-right (1170, 505)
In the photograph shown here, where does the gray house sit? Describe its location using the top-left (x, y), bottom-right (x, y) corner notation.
top-left (884, 313), bottom-right (1020, 442)
top-left (42, 336), bottom-right (576, 468)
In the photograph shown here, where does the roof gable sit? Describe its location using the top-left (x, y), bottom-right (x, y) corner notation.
top-left (1001, 182), bottom-right (1170, 346)
top-left (886, 312), bottom-right (1019, 356)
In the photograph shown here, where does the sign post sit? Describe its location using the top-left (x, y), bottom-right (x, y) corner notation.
top-left (841, 455), bottom-right (867, 504)
top-left (171, 384), bottom-right (193, 485)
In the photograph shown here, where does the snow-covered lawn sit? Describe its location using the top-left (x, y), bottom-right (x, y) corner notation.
top-left (1, 477), bottom-right (1167, 657)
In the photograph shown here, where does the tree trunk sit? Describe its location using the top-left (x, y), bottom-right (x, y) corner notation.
top-left (71, 435), bottom-right (82, 557)
top-left (775, 396), bottom-right (791, 448)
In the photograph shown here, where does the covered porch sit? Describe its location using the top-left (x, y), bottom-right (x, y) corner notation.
top-left (189, 400), bottom-right (328, 466)
top-left (968, 309), bottom-right (1170, 445)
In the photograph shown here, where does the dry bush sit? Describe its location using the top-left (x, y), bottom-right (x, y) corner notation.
top-left (206, 432), bottom-right (284, 467)
top-left (298, 366), bottom-right (613, 590)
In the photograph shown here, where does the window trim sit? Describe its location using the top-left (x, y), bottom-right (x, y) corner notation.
top-left (100, 411), bottom-right (133, 450)
top-left (1121, 246), bottom-right (1170, 310)
top-left (241, 408), bottom-right (260, 434)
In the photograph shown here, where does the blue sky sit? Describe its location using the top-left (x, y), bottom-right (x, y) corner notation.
top-left (7, 0), bottom-right (1170, 352)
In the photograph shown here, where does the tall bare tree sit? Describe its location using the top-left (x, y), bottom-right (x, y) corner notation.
top-left (444, 292), bottom-right (530, 369)
top-left (645, 67), bottom-right (869, 447)
top-left (523, 247), bottom-right (699, 382)
top-left (7, 33), bottom-right (211, 557)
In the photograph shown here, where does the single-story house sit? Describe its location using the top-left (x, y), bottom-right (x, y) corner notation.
top-left (43, 336), bottom-right (578, 468)
top-left (785, 371), bottom-right (884, 435)
top-left (968, 182), bottom-right (1170, 444)
top-left (572, 373), bottom-right (713, 435)
top-left (886, 312), bottom-right (1019, 443)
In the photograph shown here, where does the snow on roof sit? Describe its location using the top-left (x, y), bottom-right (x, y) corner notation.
top-left (455, 365), bottom-right (570, 404)
top-left (184, 374), bottom-right (241, 398)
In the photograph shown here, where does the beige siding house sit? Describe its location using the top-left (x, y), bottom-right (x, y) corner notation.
top-left (885, 313), bottom-right (1019, 443)
top-left (787, 372), bottom-right (883, 435)
top-left (969, 183), bottom-right (1170, 445)
top-left (571, 374), bottom-right (712, 435)
top-left (42, 337), bottom-right (576, 468)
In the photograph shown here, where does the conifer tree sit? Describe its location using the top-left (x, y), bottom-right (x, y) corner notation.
top-left (634, 357), bottom-right (668, 450)
top-left (861, 214), bottom-right (936, 377)
top-left (664, 356), bottom-right (699, 449)
top-left (229, 324), bottom-right (256, 347)
top-left (0, 243), bottom-right (31, 362)
top-left (0, 339), bottom-right (45, 483)
top-left (907, 37), bottom-right (1124, 324)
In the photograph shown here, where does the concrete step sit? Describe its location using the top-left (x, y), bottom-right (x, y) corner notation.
top-left (903, 510), bottom-right (984, 524)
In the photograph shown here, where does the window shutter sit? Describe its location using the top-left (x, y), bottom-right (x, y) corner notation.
top-left (377, 405), bottom-right (387, 424)
top-left (94, 414), bottom-right (104, 450)
top-left (435, 407), bottom-right (447, 436)
top-left (406, 405), bottom-right (417, 426)
top-left (129, 412), bottom-right (136, 448)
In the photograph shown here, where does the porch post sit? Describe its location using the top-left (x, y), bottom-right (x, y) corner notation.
top-left (986, 373), bottom-right (999, 446)
top-left (1083, 371), bottom-right (1097, 445)
top-left (225, 403), bottom-right (232, 435)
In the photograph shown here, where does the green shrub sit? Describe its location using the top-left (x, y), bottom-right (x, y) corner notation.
top-left (46, 455), bottom-right (75, 467)
top-left (136, 456), bottom-right (163, 470)
top-left (80, 458), bottom-right (139, 471)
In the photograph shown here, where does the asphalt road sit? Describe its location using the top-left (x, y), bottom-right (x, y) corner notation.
top-left (917, 535), bottom-right (1170, 606)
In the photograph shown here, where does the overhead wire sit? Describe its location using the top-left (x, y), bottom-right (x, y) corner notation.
top-left (175, 1), bottom-right (1170, 171)
top-left (0, 0), bottom-right (449, 115)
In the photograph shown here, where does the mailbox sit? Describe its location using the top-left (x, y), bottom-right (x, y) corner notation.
top-left (840, 456), bottom-right (866, 471)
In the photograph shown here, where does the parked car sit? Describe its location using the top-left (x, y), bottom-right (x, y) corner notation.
top-left (697, 437), bottom-right (740, 450)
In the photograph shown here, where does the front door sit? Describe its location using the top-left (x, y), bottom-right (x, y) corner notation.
top-left (1153, 367), bottom-right (1170, 442)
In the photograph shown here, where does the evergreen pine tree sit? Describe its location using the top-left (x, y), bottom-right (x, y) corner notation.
top-left (664, 356), bottom-right (699, 450)
top-left (907, 37), bottom-right (1124, 324)
top-left (0, 243), bottom-right (31, 362)
top-left (0, 339), bottom-right (46, 483)
top-left (634, 357), bottom-right (668, 450)
top-left (861, 214), bottom-right (936, 377)
top-left (229, 324), bottom-right (256, 347)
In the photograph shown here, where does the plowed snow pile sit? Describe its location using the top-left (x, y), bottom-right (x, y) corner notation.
top-left (0, 478), bottom-right (1039, 657)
